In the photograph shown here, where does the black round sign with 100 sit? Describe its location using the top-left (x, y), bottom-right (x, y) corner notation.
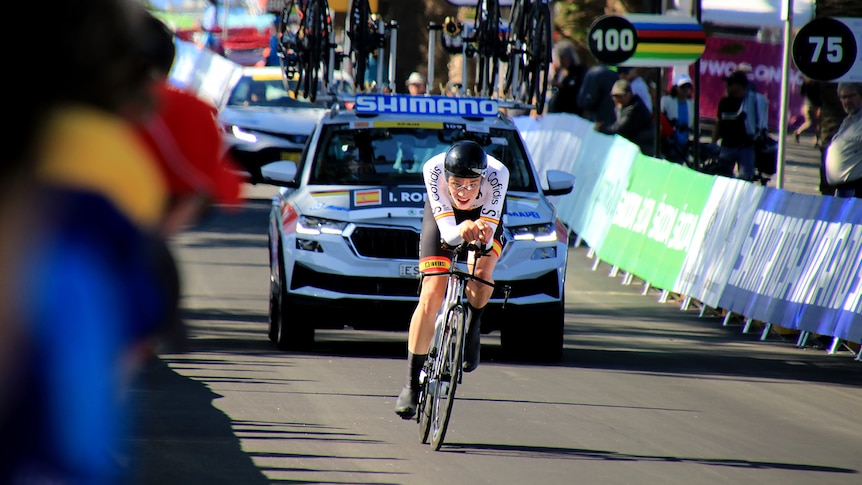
top-left (588, 15), bottom-right (638, 66)
top-left (792, 17), bottom-right (857, 82)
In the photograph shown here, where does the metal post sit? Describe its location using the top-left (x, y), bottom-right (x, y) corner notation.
top-left (827, 337), bottom-right (841, 355)
top-left (591, 257), bottom-right (601, 271)
top-left (796, 331), bottom-right (809, 348)
top-left (642, 282), bottom-right (651, 295)
top-left (609, 265), bottom-right (619, 277)
top-left (327, 28), bottom-right (336, 91)
top-left (742, 318), bottom-right (754, 334)
top-left (722, 312), bottom-right (734, 326)
top-left (692, 0), bottom-right (702, 166)
top-left (385, 21), bottom-right (395, 92)
top-left (775, 0), bottom-right (795, 188)
top-left (427, 23), bottom-right (438, 95)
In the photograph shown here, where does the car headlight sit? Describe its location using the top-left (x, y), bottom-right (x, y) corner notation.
top-left (297, 215), bottom-right (348, 235)
top-left (508, 223), bottom-right (557, 243)
top-left (230, 125), bottom-right (258, 143)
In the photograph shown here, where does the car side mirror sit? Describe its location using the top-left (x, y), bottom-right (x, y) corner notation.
top-left (543, 169), bottom-right (575, 196)
top-left (261, 160), bottom-right (299, 188)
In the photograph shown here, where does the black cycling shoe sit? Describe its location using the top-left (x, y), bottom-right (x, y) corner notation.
top-left (463, 330), bottom-right (480, 372)
top-left (394, 386), bottom-right (418, 419)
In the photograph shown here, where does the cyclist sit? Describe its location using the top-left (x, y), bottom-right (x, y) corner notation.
top-left (395, 140), bottom-right (510, 419)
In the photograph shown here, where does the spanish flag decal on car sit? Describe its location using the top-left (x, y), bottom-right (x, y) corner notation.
top-left (353, 189), bottom-right (381, 206)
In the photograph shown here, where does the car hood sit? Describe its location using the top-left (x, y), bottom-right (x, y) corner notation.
top-left (291, 186), bottom-right (555, 227)
top-left (220, 107), bottom-right (327, 135)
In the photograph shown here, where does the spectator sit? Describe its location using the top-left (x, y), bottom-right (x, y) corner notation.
top-left (824, 82), bottom-right (862, 198)
top-left (577, 63), bottom-right (619, 128)
top-left (263, 14), bottom-right (280, 67)
top-left (1, 2), bottom-right (181, 483)
top-left (133, 12), bottom-right (244, 237)
top-left (406, 71), bottom-right (426, 95)
top-left (199, 0), bottom-right (224, 55)
top-left (617, 66), bottom-right (653, 113)
top-left (794, 77), bottom-right (822, 147)
top-left (712, 70), bottom-right (764, 180)
top-left (660, 73), bottom-right (695, 163)
top-left (595, 79), bottom-right (655, 156)
top-left (546, 40), bottom-right (586, 116)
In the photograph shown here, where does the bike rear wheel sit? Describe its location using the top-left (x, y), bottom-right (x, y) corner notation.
top-left (417, 357), bottom-right (433, 444)
top-left (429, 304), bottom-right (465, 450)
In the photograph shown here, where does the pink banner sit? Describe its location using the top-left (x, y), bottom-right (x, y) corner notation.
top-left (674, 37), bottom-right (806, 131)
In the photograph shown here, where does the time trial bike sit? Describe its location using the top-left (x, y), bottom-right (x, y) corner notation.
top-left (416, 241), bottom-right (511, 450)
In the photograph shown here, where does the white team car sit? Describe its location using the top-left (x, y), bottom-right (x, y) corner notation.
top-left (263, 94), bottom-right (575, 361)
top-left (217, 66), bottom-right (352, 183)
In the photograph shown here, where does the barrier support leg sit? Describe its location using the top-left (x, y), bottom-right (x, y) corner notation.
top-left (622, 272), bottom-right (633, 285)
top-left (759, 323), bottom-right (772, 341)
top-left (856, 347), bottom-right (861, 362)
top-left (796, 331), bottom-right (809, 348)
top-left (642, 281), bottom-right (651, 296)
top-left (742, 318), bottom-right (754, 334)
top-left (827, 337), bottom-right (841, 355)
top-left (722, 312), bottom-right (735, 327)
top-left (574, 234), bottom-right (582, 248)
top-left (586, 247), bottom-right (595, 259)
top-left (591, 257), bottom-right (601, 271)
top-left (658, 290), bottom-right (669, 303)
top-left (681, 296), bottom-right (691, 311)
top-left (609, 265), bottom-right (619, 277)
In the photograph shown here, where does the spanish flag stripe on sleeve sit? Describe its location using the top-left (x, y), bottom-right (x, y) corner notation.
top-left (491, 239), bottom-right (502, 257)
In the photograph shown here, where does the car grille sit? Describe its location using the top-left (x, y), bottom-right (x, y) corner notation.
top-left (349, 226), bottom-right (420, 259)
top-left (291, 263), bottom-right (420, 297)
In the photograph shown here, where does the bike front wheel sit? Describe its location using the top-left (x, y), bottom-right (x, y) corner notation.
top-left (429, 303), bottom-right (466, 450)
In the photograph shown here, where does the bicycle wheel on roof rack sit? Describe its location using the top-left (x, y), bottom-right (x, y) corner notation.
top-left (502, 0), bottom-right (528, 99)
top-left (346, 0), bottom-right (371, 91)
top-left (474, 0), bottom-right (501, 97)
top-left (525, 2), bottom-right (551, 113)
top-left (277, 0), bottom-right (302, 87)
top-left (301, 0), bottom-right (330, 102)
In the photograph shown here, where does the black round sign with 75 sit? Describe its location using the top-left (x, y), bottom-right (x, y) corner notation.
top-left (792, 17), bottom-right (857, 82)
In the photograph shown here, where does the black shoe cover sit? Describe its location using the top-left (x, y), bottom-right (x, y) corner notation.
top-left (394, 386), bottom-right (417, 419)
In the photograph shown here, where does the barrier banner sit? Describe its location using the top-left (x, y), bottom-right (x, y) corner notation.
top-left (514, 115), bottom-right (636, 249)
top-left (718, 192), bottom-right (862, 341)
top-left (597, 154), bottom-right (712, 291)
top-left (676, 177), bottom-right (765, 307)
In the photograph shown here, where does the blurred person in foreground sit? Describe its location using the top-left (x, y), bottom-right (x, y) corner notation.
top-left (824, 82), bottom-right (862, 198)
top-left (134, 12), bottom-right (244, 238)
top-left (595, 79), bottom-right (655, 156)
top-left (0, 1), bottom-right (184, 483)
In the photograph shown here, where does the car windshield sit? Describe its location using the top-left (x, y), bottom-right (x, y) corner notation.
top-left (227, 75), bottom-right (329, 109)
top-left (308, 124), bottom-right (536, 191)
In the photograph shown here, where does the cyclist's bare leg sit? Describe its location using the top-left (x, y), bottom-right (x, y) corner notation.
top-left (396, 274), bottom-right (446, 418)
top-left (407, 275), bottom-right (447, 354)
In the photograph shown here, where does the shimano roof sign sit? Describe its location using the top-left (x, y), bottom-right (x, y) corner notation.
top-left (354, 94), bottom-right (500, 117)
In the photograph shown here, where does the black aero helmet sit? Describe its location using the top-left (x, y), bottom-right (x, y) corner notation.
top-left (444, 140), bottom-right (487, 178)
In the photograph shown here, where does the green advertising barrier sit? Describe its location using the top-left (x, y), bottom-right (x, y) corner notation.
top-left (596, 154), bottom-right (715, 291)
